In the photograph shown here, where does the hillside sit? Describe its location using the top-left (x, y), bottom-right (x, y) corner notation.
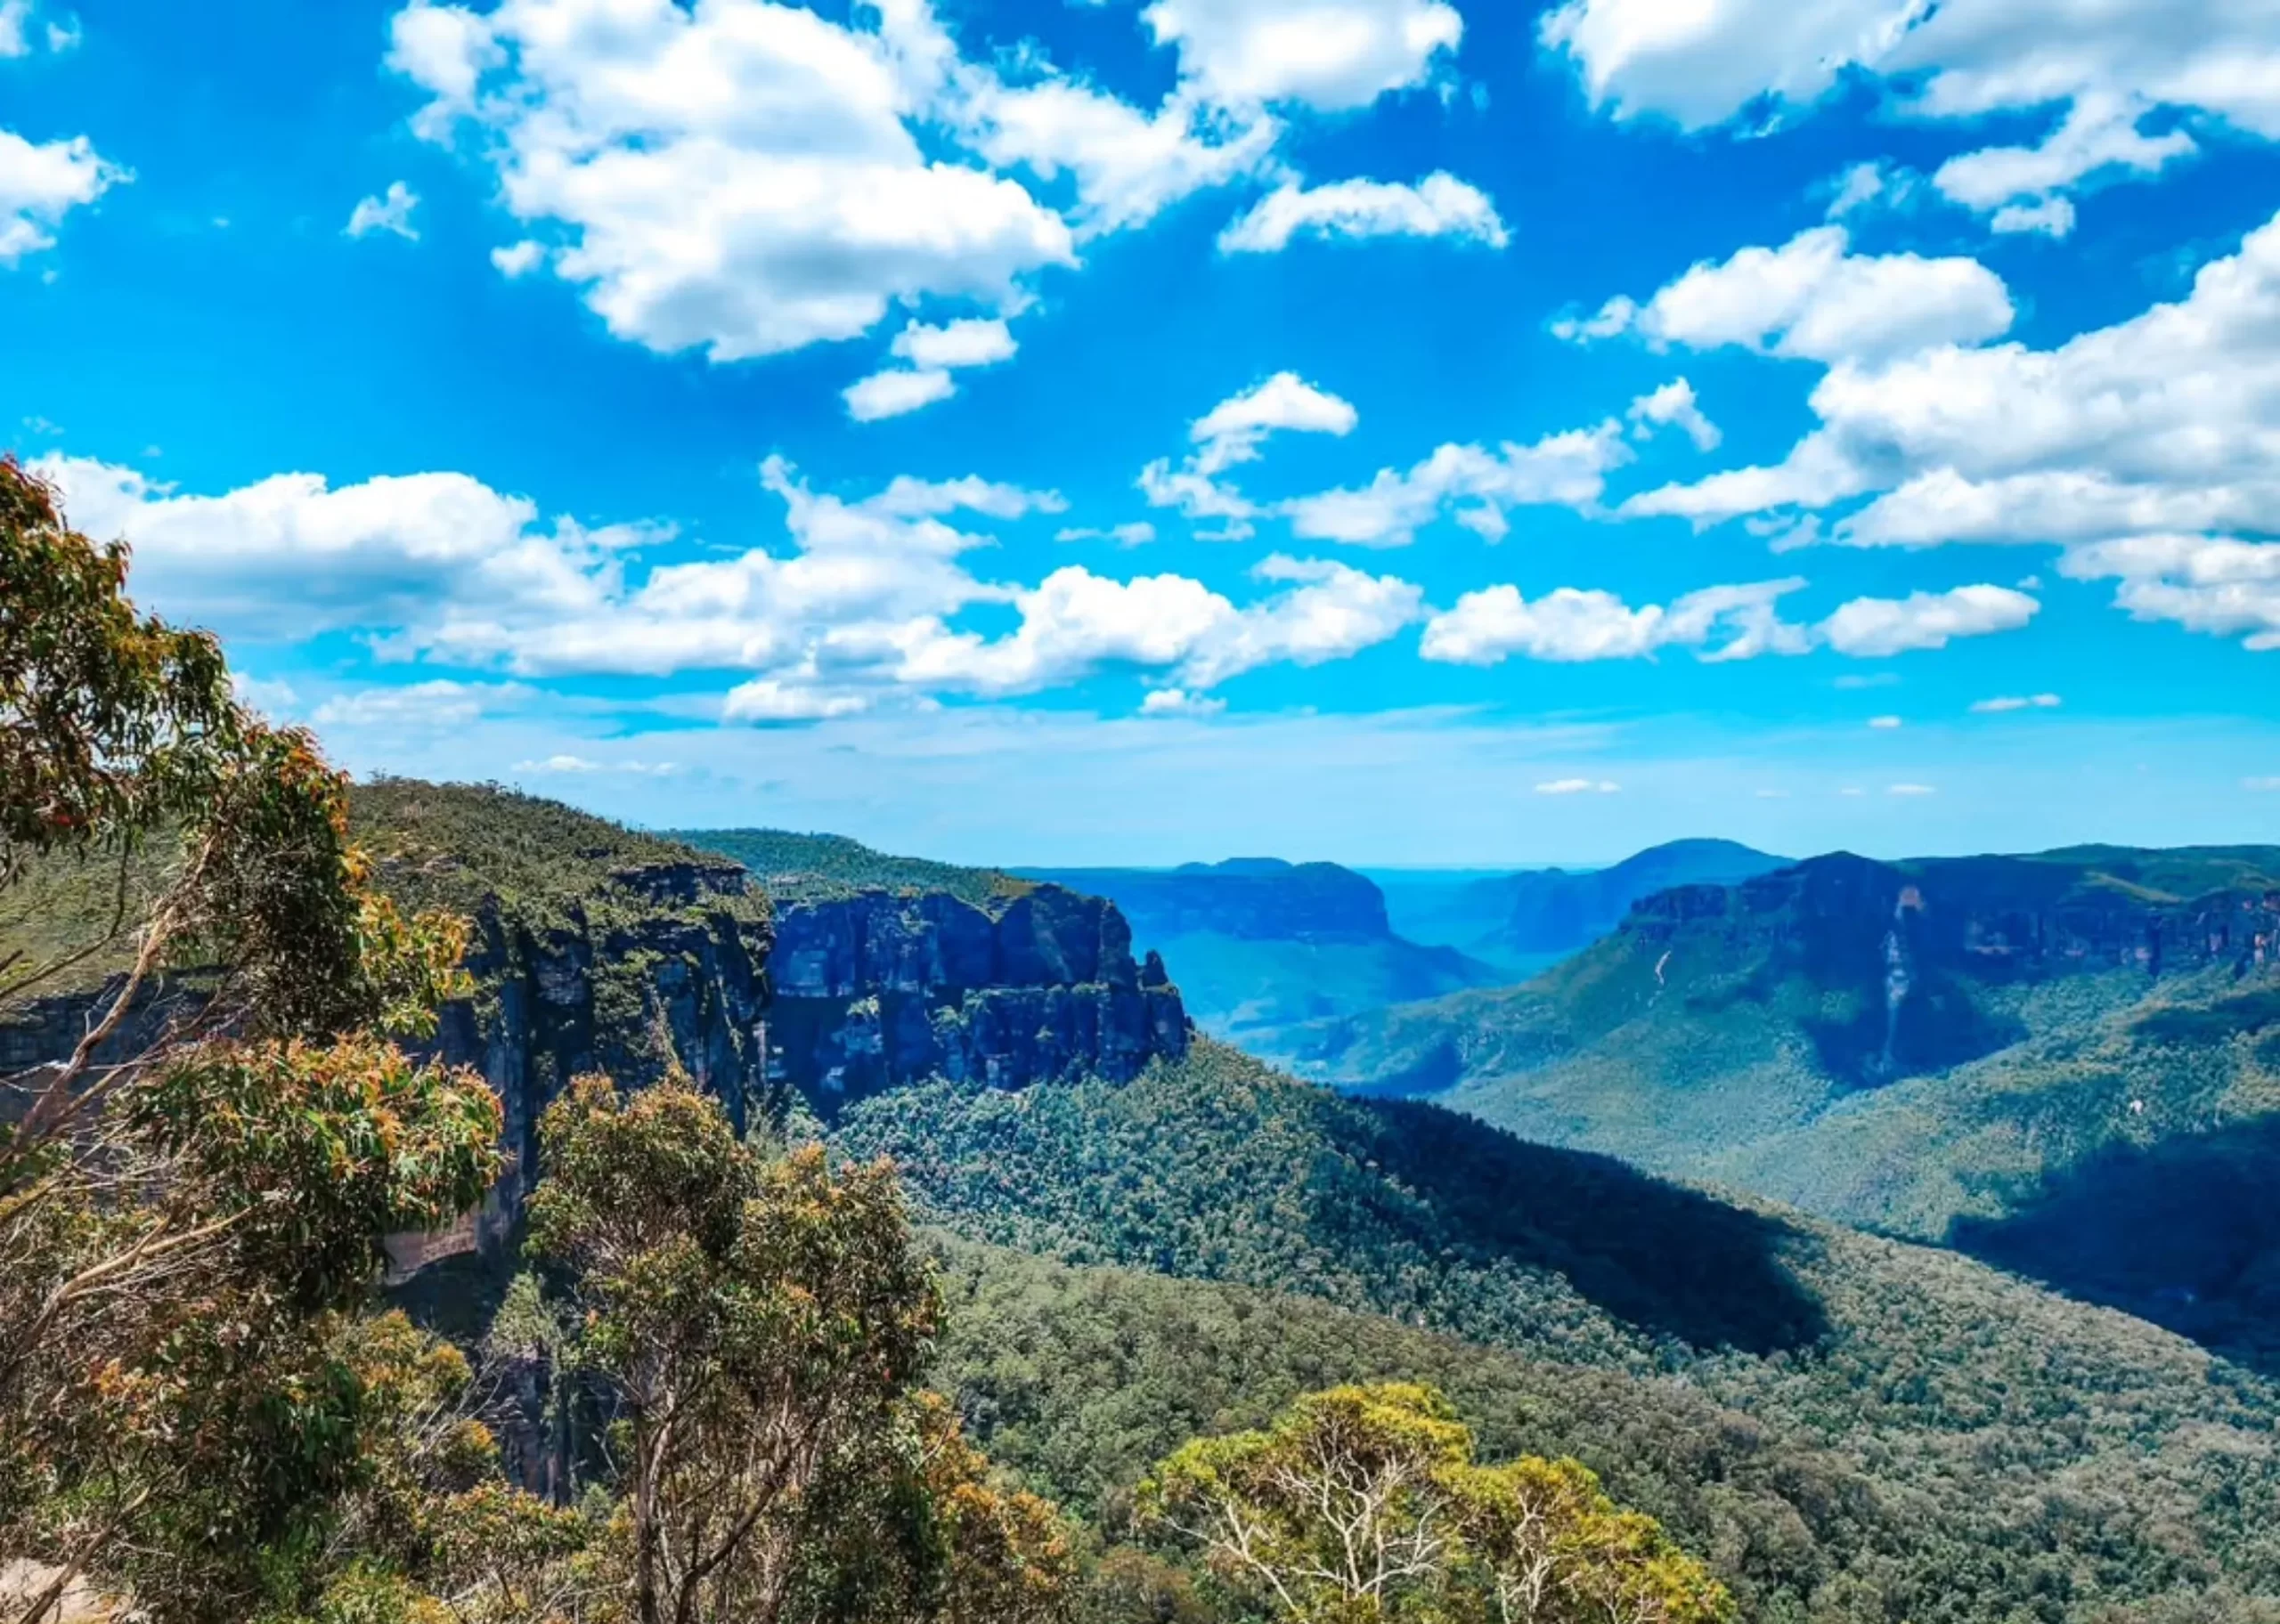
top-left (1293, 844), bottom-right (2280, 1367)
top-left (679, 826), bottom-right (1031, 909)
top-left (1368, 840), bottom-right (1788, 972)
top-left (826, 1040), bottom-right (2280, 1623)
top-left (1016, 857), bottom-right (1503, 1052)
top-left (934, 1238), bottom-right (2280, 1624)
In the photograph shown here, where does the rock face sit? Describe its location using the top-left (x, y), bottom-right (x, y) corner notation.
top-left (763, 885), bottom-right (1189, 1101)
top-left (1019, 858), bottom-right (1394, 943)
top-left (1629, 851), bottom-right (2280, 982)
top-left (1622, 850), bottom-right (2280, 1089)
top-left (413, 865), bottom-right (1187, 1247)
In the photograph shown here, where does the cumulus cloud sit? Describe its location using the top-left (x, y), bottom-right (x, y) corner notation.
top-left (1421, 578), bottom-right (2038, 666)
top-left (36, 448), bottom-right (1415, 712)
top-left (1626, 378), bottom-right (1721, 451)
top-left (1972, 692), bottom-right (2061, 712)
top-left (491, 239), bottom-right (544, 276)
top-left (385, 0), bottom-right (1478, 363)
top-left (1820, 584), bottom-right (2040, 656)
top-left (0, 128), bottom-right (124, 264)
top-left (346, 181), bottom-right (419, 240)
top-left (1056, 522), bottom-right (1158, 546)
top-left (1625, 213), bottom-right (2280, 651)
top-left (1990, 196), bottom-right (2076, 238)
top-left (1282, 382), bottom-right (1736, 548)
top-left (1217, 171), bottom-right (1507, 254)
top-left (1538, 0), bottom-right (2280, 222)
top-left (1141, 372), bottom-right (1359, 536)
top-left (386, 0), bottom-right (1077, 361)
top-left (1139, 687), bottom-right (1226, 717)
top-left (2060, 534), bottom-right (2280, 651)
top-left (313, 678), bottom-right (532, 729)
top-left (897, 554), bottom-right (1424, 696)
top-left (1566, 225), bottom-right (2014, 365)
top-left (1421, 578), bottom-right (1810, 665)
top-left (1868, 714), bottom-right (1903, 728)
top-left (845, 318), bottom-right (1021, 421)
top-left (1142, 0), bottom-right (1463, 111)
top-left (843, 368), bottom-right (957, 423)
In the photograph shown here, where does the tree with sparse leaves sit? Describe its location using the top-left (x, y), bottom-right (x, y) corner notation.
top-left (1139, 1384), bottom-right (1732, 1624)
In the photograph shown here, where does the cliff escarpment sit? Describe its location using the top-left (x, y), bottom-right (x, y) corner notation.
top-left (366, 787), bottom-right (1191, 1258)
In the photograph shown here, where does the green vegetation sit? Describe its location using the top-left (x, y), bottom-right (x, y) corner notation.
top-left (1291, 846), bottom-right (2280, 1367)
top-left (354, 780), bottom-right (771, 936)
top-left (2, 457), bottom-right (509, 1621)
top-left (679, 828), bottom-right (1031, 909)
top-left (1136, 1383), bottom-right (1730, 1624)
top-left (832, 1040), bottom-right (2280, 1622)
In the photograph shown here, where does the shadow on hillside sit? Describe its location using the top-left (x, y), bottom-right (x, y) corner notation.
top-left (1354, 1097), bottom-right (1831, 1357)
top-left (1950, 1116), bottom-right (2280, 1375)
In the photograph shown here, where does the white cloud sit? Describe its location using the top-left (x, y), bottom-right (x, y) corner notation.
top-left (2246, 775), bottom-right (2280, 792)
top-left (1539, 0), bottom-right (2280, 222)
top-left (34, 453), bottom-right (626, 641)
top-left (1142, 0), bottom-right (1462, 111)
top-left (1535, 778), bottom-right (1621, 795)
top-left (843, 368), bottom-right (957, 422)
top-left (42, 448), bottom-right (1408, 709)
top-left (1990, 196), bottom-right (2076, 238)
top-left (1056, 522), bottom-right (1158, 546)
top-left (1217, 171), bottom-right (1508, 254)
top-left (491, 239), bottom-right (544, 276)
top-left (893, 317), bottom-right (1017, 369)
top-left (1887, 783), bottom-right (1937, 796)
top-left (844, 318), bottom-right (1020, 423)
top-left (1575, 225), bottom-right (2014, 365)
top-left (955, 74), bottom-right (1280, 240)
top-left (1868, 714), bottom-right (1903, 728)
top-left (1193, 372), bottom-right (1360, 470)
top-left (1141, 372), bottom-right (1359, 536)
top-left (314, 678), bottom-right (531, 729)
top-left (1626, 209), bottom-right (2280, 563)
top-left (1626, 378), bottom-right (1721, 451)
top-left (721, 679), bottom-right (871, 724)
top-left (2059, 533), bottom-right (2280, 651)
top-left (0, 0), bottom-right (28, 54)
top-left (0, 128), bottom-right (124, 264)
top-left (895, 553), bottom-right (1423, 696)
top-left (1139, 687), bottom-right (1226, 717)
top-left (346, 180), bottom-right (419, 240)
top-left (1282, 423), bottom-right (1635, 547)
top-left (1550, 295), bottom-right (1636, 344)
top-left (1421, 577), bottom-right (1809, 665)
top-left (1972, 692), bottom-right (2061, 712)
top-left (1931, 90), bottom-right (2193, 217)
top-left (512, 753), bottom-right (680, 775)
top-left (387, 0), bottom-right (1077, 361)
top-left (1820, 584), bottom-right (2040, 656)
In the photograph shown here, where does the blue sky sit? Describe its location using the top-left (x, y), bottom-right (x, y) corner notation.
top-left (5, 0), bottom-right (2280, 865)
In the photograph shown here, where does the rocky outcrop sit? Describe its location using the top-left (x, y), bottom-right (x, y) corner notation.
top-left (1627, 852), bottom-right (2280, 984)
top-left (410, 867), bottom-right (1187, 1248)
top-left (762, 884), bottom-right (1189, 1101)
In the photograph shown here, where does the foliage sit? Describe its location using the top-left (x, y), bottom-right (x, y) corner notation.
top-left (677, 828), bottom-right (1030, 910)
top-left (1138, 1383), bottom-right (1730, 1624)
top-left (834, 1044), bottom-right (2280, 1621)
top-left (0, 459), bottom-right (510, 1624)
top-left (526, 1072), bottom-right (1071, 1624)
